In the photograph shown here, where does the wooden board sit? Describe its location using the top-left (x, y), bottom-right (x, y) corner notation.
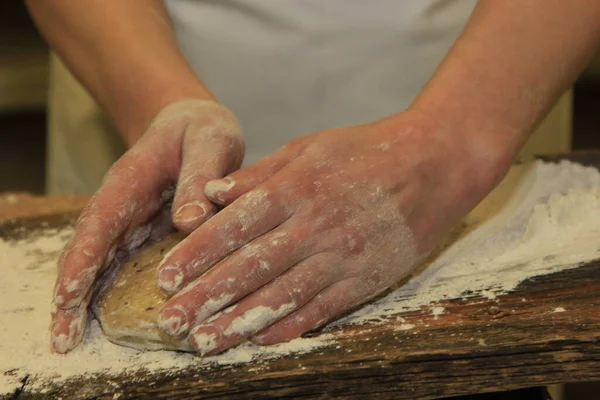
top-left (3, 153), bottom-right (600, 399)
top-left (0, 193), bottom-right (90, 221)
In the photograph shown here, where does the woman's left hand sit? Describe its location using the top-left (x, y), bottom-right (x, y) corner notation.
top-left (155, 110), bottom-right (506, 355)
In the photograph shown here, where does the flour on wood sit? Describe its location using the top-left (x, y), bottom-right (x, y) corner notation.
top-left (2, 160), bottom-right (600, 395)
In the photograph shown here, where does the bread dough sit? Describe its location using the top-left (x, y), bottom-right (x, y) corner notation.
top-left (93, 233), bottom-right (192, 351)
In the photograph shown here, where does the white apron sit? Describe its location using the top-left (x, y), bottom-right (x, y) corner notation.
top-left (47, 0), bottom-right (570, 194)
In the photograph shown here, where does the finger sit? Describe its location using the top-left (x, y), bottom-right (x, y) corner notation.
top-left (157, 186), bottom-right (294, 293)
top-left (172, 111), bottom-right (244, 232)
top-left (188, 253), bottom-right (337, 355)
top-left (52, 247), bottom-right (132, 353)
top-left (251, 278), bottom-right (367, 346)
top-left (157, 223), bottom-right (317, 336)
top-left (204, 137), bottom-right (307, 205)
top-left (50, 295), bottom-right (89, 353)
top-left (54, 137), bottom-right (180, 311)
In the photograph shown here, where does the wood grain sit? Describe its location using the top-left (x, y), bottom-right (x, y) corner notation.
top-left (9, 253), bottom-right (600, 399)
top-left (0, 193), bottom-right (89, 222)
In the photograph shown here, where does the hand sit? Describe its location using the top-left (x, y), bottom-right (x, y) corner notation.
top-left (156, 111), bottom-right (505, 355)
top-left (51, 99), bottom-right (244, 353)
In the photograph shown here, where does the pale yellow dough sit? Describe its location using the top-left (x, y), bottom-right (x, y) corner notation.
top-left (93, 233), bottom-right (191, 351)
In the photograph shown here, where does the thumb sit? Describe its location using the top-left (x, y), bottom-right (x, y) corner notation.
top-left (171, 101), bottom-right (244, 233)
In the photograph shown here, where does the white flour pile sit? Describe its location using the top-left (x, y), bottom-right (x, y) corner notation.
top-left (2, 159), bottom-right (600, 395)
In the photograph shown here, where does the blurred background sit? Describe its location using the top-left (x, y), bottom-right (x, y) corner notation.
top-left (0, 2), bottom-right (47, 193)
top-left (0, 3), bottom-right (599, 398)
top-left (2, 2), bottom-right (600, 195)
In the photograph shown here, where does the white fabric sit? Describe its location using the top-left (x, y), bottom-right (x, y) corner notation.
top-left (47, 0), bottom-right (571, 194)
top-left (165, 0), bottom-right (477, 165)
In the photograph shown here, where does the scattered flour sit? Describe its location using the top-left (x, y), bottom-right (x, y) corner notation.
top-left (1, 160), bottom-right (600, 395)
top-left (332, 160), bottom-right (600, 326)
top-left (430, 307), bottom-right (446, 319)
top-left (394, 324), bottom-right (416, 331)
top-left (224, 302), bottom-right (297, 337)
top-left (0, 228), bottom-right (333, 395)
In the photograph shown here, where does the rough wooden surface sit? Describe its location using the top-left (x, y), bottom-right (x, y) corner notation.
top-left (3, 153), bottom-right (600, 399)
top-left (0, 192), bottom-right (89, 221)
top-left (6, 232), bottom-right (600, 399)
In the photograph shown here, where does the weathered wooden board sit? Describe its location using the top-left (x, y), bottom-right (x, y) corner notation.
top-left (2, 152), bottom-right (600, 399)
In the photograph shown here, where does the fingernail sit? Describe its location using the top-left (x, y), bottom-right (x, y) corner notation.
top-left (205, 177), bottom-right (235, 201)
top-left (189, 327), bottom-right (220, 356)
top-left (52, 310), bottom-right (87, 354)
top-left (158, 306), bottom-right (190, 336)
top-left (158, 266), bottom-right (184, 293)
top-left (52, 331), bottom-right (74, 354)
top-left (174, 202), bottom-right (207, 224)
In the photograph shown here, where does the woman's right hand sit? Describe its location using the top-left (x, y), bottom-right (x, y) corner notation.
top-left (50, 98), bottom-right (244, 353)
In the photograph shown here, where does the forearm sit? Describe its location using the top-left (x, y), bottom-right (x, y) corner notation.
top-left (26, 0), bottom-right (213, 145)
top-left (409, 0), bottom-right (600, 182)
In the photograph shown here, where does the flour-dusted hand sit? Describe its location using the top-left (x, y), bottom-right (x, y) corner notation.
top-left (51, 99), bottom-right (244, 353)
top-left (155, 111), bottom-right (507, 355)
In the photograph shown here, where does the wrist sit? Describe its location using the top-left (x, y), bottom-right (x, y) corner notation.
top-left (409, 97), bottom-right (522, 187)
top-left (385, 106), bottom-right (515, 206)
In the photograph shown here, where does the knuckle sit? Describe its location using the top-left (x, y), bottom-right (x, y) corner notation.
top-left (240, 259), bottom-right (267, 288)
top-left (360, 268), bottom-right (386, 294)
top-left (277, 275), bottom-right (304, 305)
top-left (107, 153), bottom-right (140, 180)
top-left (291, 178), bottom-right (321, 199)
top-left (241, 188), bottom-right (273, 209)
top-left (186, 104), bottom-right (242, 140)
top-left (283, 136), bottom-right (308, 153)
top-left (254, 259), bottom-right (272, 283)
top-left (202, 280), bottom-right (226, 302)
top-left (237, 187), bottom-right (290, 221)
top-left (312, 293), bottom-right (331, 320)
top-left (287, 225), bottom-right (312, 250)
top-left (265, 230), bottom-right (291, 248)
top-left (310, 205), bottom-right (348, 232)
top-left (240, 244), bottom-right (273, 286)
top-left (175, 177), bottom-right (210, 202)
top-left (300, 138), bottom-right (334, 163)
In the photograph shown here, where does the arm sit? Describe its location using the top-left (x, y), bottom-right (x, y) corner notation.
top-left (26, 0), bottom-right (213, 146)
top-left (28, 1), bottom-right (245, 353)
top-left (412, 0), bottom-right (600, 190)
top-left (152, 1), bottom-right (600, 354)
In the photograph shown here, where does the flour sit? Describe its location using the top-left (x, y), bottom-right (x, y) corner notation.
top-left (430, 306), bottom-right (446, 319)
top-left (1, 160), bottom-right (600, 395)
top-left (224, 302), bottom-right (296, 337)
